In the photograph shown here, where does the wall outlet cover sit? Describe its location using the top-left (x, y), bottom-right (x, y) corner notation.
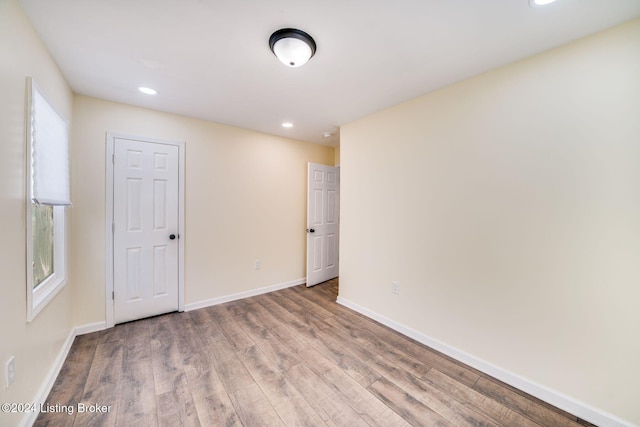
top-left (5, 356), bottom-right (16, 388)
top-left (391, 281), bottom-right (400, 295)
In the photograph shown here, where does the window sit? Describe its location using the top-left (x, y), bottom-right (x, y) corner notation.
top-left (26, 78), bottom-right (70, 321)
top-left (32, 204), bottom-right (54, 287)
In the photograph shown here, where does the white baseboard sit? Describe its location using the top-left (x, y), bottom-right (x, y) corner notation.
top-left (20, 278), bottom-right (306, 427)
top-left (26, 291), bottom-right (632, 427)
top-left (19, 328), bottom-right (75, 427)
top-left (184, 278), bottom-right (306, 312)
top-left (336, 296), bottom-right (636, 427)
top-left (19, 321), bottom-right (108, 427)
top-left (74, 321), bottom-right (107, 336)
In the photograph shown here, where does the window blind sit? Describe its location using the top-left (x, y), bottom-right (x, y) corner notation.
top-left (30, 79), bottom-right (71, 206)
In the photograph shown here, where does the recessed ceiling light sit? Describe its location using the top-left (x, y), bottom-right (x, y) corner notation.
top-left (282, 122), bottom-right (294, 128)
top-left (529, 0), bottom-right (557, 7)
top-left (138, 86), bottom-right (158, 95)
top-left (322, 131), bottom-right (332, 138)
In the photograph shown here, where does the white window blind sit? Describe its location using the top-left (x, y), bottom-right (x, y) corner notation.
top-left (30, 79), bottom-right (71, 206)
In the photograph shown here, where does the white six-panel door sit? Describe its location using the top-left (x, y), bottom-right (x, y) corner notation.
top-left (113, 137), bottom-right (180, 323)
top-left (306, 163), bottom-right (339, 287)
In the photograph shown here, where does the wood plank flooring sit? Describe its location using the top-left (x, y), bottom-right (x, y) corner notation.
top-left (35, 279), bottom-right (595, 426)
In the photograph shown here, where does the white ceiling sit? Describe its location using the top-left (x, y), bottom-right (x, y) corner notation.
top-left (19, 0), bottom-right (640, 146)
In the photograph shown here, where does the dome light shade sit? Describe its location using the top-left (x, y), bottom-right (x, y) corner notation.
top-left (269, 28), bottom-right (316, 68)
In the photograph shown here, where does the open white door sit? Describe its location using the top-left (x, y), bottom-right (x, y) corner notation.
top-left (112, 136), bottom-right (181, 324)
top-left (306, 163), bottom-right (339, 287)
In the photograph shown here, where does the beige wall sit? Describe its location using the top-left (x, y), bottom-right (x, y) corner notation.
top-left (71, 95), bottom-right (334, 325)
top-left (4, 0), bottom-right (637, 423)
top-left (0, 0), bottom-right (74, 425)
top-left (340, 18), bottom-right (640, 425)
top-left (1, 1), bottom-right (333, 419)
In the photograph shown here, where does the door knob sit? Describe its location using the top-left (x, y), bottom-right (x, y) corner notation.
top-left (169, 234), bottom-right (176, 240)
top-left (306, 228), bottom-right (315, 233)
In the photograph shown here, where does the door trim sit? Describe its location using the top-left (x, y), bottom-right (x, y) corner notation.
top-left (306, 163), bottom-right (340, 287)
top-left (105, 132), bottom-right (185, 328)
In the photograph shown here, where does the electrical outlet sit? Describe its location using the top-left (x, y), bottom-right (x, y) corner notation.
top-left (254, 259), bottom-right (261, 270)
top-left (6, 356), bottom-right (15, 388)
top-left (391, 281), bottom-right (400, 295)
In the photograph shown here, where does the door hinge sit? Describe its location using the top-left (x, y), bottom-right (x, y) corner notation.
top-left (112, 291), bottom-right (115, 300)
top-left (112, 153), bottom-right (115, 164)
top-left (112, 222), bottom-right (115, 233)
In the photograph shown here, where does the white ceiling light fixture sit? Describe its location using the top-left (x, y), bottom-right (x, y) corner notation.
top-left (282, 122), bottom-right (294, 128)
top-left (529, 0), bottom-right (558, 7)
top-left (269, 28), bottom-right (317, 68)
top-left (138, 86), bottom-right (157, 95)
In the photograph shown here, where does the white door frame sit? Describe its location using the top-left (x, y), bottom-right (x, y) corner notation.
top-left (306, 163), bottom-right (340, 287)
top-left (105, 132), bottom-right (185, 328)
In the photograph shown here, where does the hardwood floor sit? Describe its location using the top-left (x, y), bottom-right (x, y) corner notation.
top-left (35, 279), bottom-right (594, 426)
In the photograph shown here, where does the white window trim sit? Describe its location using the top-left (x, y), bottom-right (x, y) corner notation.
top-left (26, 77), bottom-right (69, 322)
